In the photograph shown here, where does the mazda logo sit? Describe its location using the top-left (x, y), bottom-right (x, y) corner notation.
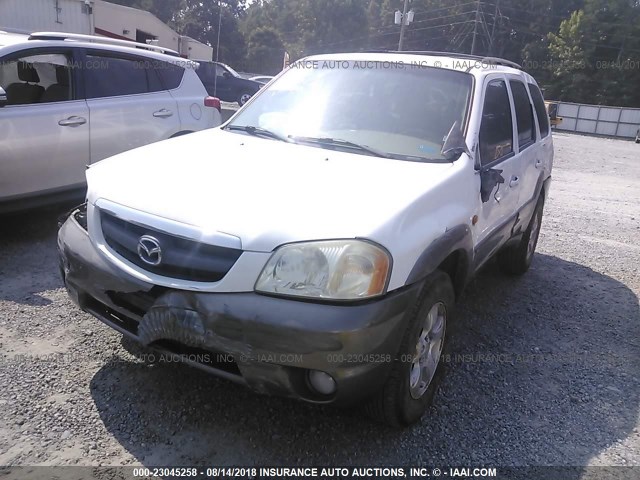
top-left (137, 235), bottom-right (162, 266)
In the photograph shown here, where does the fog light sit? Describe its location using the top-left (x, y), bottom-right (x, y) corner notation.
top-left (308, 370), bottom-right (336, 395)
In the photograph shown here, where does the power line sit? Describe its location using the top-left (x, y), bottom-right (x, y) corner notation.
top-left (413, 1), bottom-right (494, 19)
top-left (314, 8), bottom-right (481, 50)
top-left (398, 10), bottom-right (477, 28)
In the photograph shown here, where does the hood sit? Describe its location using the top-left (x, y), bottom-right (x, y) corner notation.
top-left (87, 129), bottom-right (454, 252)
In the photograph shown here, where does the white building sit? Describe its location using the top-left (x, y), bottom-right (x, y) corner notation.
top-left (0, 0), bottom-right (213, 60)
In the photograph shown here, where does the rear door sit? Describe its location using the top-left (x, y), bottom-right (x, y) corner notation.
top-left (82, 50), bottom-right (181, 163)
top-left (507, 77), bottom-right (540, 212)
top-left (0, 47), bottom-right (89, 200)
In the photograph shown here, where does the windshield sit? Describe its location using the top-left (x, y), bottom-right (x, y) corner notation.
top-left (227, 60), bottom-right (473, 162)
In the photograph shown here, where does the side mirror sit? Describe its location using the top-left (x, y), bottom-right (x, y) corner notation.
top-left (0, 86), bottom-right (7, 107)
top-left (441, 121), bottom-right (471, 161)
top-left (222, 72), bottom-right (231, 79)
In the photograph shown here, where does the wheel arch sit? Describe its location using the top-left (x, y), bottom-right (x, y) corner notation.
top-left (404, 224), bottom-right (474, 299)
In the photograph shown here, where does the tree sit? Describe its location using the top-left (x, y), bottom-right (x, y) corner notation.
top-left (547, 10), bottom-right (594, 101)
top-left (547, 0), bottom-right (640, 105)
top-left (173, 1), bottom-right (248, 66)
top-left (245, 27), bottom-right (285, 74)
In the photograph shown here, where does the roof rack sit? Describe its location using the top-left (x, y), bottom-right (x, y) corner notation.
top-left (480, 56), bottom-right (522, 70)
top-left (364, 50), bottom-right (522, 70)
top-left (28, 32), bottom-right (180, 56)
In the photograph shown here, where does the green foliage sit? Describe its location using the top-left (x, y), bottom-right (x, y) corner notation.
top-left (245, 27), bottom-right (285, 75)
top-left (546, 0), bottom-right (640, 106)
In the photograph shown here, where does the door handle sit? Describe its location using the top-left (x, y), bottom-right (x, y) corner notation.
top-left (509, 176), bottom-right (520, 188)
top-left (153, 109), bottom-right (174, 118)
top-left (58, 116), bottom-right (87, 127)
top-left (535, 159), bottom-right (544, 169)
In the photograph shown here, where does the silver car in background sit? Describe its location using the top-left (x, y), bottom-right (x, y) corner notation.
top-left (0, 31), bottom-right (222, 213)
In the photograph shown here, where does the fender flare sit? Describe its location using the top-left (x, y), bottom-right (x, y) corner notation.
top-left (404, 224), bottom-right (474, 294)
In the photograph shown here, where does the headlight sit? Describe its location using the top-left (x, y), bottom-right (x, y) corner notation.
top-left (255, 240), bottom-right (391, 300)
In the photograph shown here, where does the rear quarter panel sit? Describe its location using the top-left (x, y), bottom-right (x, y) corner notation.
top-left (171, 69), bottom-right (221, 132)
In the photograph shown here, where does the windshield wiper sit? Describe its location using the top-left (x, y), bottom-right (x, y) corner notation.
top-left (225, 125), bottom-right (291, 143)
top-left (289, 136), bottom-right (391, 159)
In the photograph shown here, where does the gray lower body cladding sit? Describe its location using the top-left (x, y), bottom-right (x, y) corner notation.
top-left (57, 216), bottom-right (422, 406)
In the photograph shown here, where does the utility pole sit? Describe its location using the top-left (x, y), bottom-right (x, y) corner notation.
top-left (213, 0), bottom-right (223, 97)
top-left (398, 0), bottom-right (411, 51)
top-left (471, 0), bottom-right (481, 55)
top-left (215, 0), bottom-right (223, 62)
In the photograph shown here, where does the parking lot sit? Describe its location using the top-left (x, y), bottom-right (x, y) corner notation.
top-left (0, 132), bottom-right (638, 470)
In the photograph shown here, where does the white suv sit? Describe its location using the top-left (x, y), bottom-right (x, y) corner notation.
top-left (58, 52), bottom-right (553, 426)
top-left (0, 31), bottom-right (222, 213)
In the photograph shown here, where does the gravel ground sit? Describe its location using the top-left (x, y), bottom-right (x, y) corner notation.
top-left (0, 132), bottom-right (638, 471)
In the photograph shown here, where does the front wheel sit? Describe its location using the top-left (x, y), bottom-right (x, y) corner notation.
top-left (237, 91), bottom-right (253, 106)
top-left (364, 271), bottom-right (455, 426)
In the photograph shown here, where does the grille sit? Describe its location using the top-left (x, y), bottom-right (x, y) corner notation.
top-left (100, 211), bottom-right (242, 282)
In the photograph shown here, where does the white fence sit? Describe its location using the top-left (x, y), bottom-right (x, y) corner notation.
top-left (555, 102), bottom-right (640, 139)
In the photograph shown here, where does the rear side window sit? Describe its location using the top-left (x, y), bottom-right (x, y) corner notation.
top-left (85, 54), bottom-right (148, 98)
top-left (155, 62), bottom-right (184, 90)
top-left (479, 80), bottom-right (514, 166)
top-left (528, 83), bottom-right (550, 138)
top-left (510, 81), bottom-right (535, 148)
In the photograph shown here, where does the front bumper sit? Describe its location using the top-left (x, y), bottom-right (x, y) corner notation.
top-left (58, 214), bottom-right (422, 405)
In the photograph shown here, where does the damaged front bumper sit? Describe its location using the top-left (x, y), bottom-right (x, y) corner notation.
top-left (57, 212), bottom-right (422, 406)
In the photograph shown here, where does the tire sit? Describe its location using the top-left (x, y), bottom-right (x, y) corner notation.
top-left (364, 271), bottom-right (455, 427)
top-left (237, 91), bottom-right (253, 106)
top-left (498, 195), bottom-right (544, 275)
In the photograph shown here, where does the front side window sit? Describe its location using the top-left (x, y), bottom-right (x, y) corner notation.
top-left (85, 54), bottom-right (149, 99)
top-left (0, 53), bottom-right (72, 105)
top-left (510, 80), bottom-right (535, 148)
top-left (227, 61), bottom-right (474, 162)
top-left (220, 63), bottom-right (240, 77)
top-left (215, 64), bottom-right (228, 78)
top-left (479, 79), bottom-right (514, 166)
